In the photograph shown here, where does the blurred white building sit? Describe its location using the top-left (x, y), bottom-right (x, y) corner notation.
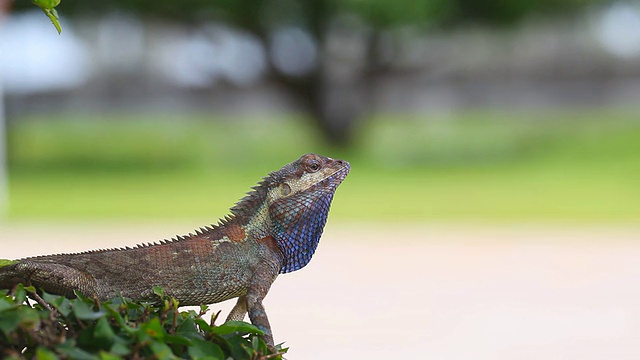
top-left (1, 4), bottom-right (640, 115)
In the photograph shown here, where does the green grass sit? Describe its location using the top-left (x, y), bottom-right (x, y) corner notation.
top-left (6, 109), bottom-right (640, 222)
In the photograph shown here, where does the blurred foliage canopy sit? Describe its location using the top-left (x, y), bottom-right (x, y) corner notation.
top-left (29, 0), bottom-right (608, 26)
top-left (18, 0), bottom-right (610, 147)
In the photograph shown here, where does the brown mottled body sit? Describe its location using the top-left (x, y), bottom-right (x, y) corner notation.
top-left (11, 232), bottom-right (282, 305)
top-left (0, 154), bottom-right (350, 346)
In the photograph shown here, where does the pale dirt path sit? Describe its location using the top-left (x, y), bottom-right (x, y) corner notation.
top-left (2, 222), bottom-right (640, 359)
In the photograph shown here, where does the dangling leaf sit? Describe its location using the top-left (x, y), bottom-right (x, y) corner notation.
top-left (32, 0), bottom-right (62, 34)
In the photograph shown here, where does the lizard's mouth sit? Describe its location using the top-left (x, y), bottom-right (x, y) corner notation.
top-left (318, 160), bottom-right (350, 188)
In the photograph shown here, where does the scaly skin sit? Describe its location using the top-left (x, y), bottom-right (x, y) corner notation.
top-left (0, 153), bottom-right (350, 346)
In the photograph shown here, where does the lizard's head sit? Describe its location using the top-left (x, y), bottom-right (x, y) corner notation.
top-left (266, 153), bottom-right (350, 273)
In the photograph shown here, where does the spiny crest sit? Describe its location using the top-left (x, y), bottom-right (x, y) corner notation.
top-left (139, 175), bottom-right (273, 244)
top-left (24, 231), bottom-right (211, 259)
top-left (23, 171), bottom-right (281, 260)
top-left (194, 227), bottom-right (210, 236)
top-left (227, 176), bottom-right (273, 222)
top-left (136, 172), bottom-right (277, 245)
top-left (123, 173), bottom-right (275, 248)
top-left (33, 220), bottom-right (231, 258)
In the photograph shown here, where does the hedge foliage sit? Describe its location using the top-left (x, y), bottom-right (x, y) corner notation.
top-left (0, 284), bottom-right (286, 359)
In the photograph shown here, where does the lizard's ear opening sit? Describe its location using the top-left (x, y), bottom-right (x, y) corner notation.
top-left (280, 183), bottom-right (292, 197)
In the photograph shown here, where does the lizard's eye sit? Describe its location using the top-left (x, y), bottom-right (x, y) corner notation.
top-left (280, 183), bottom-right (292, 197)
top-left (306, 159), bottom-right (321, 173)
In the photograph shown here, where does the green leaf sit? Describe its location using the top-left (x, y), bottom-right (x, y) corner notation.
top-left (109, 342), bottom-right (131, 356)
top-left (20, 306), bottom-right (41, 328)
top-left (164, 334), bottom-right (192, 346)
top-left (251, 335), bottom-right (268, 355)
top-left (32, 0), bottom-right (62, 34)
top-left (55, 345), bottom-right (96, 360)
top-left (187, 339), bottom-right (225, 360)
top-left (122, 299), bottom-right (145, 315)
top-left (0, 259), bottom-right (18, 267)
top-left (215, 321), bottom-right (263, 336)
top-left (42, 291), bottom-right (72, 317)
top-left (73, 290), bottom-right (95, 303)
top-left (0, 296), bottom-right (14, 312)
top-left (275, 343), bottom-right (289, 354)
top-left (176, 317), bottom-right (203, 340)
top-left (99, 352), bottom-right (122, 360)
top-left (41, 291), bottom-right (61, 303)
top-left (194, 318), bottom-right (213, 333)
top-left (32, 0), bottom-right (61, 7)
top-left (77, 327), bottom-right (97, 349)
top-left (152, 286), bottom-right (165, 298)
top-left (72, 299), bottom-right (106, 320)
top-left (104, 303), bottom-right (137, 336)
top-left (14, 283), bottom-right (27, 304)
top-left (148, 341), bottom-right (177, 359)
top-left (93, 317), bottom-right (117, 348)
top-left (139, 317), bottom-right (165, 341)
top-left (0, 307), bottom-right (39, 335)
top-left (35, 347), bottom-right (60, 360)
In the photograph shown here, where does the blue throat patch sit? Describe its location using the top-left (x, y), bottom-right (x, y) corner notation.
top-left (270, 188), bottom-right (334, 273)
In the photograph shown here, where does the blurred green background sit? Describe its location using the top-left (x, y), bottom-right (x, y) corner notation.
top-left (6, 109), bottom-right (640, 222)
top-left (3, 0), bottom-right (640, 224)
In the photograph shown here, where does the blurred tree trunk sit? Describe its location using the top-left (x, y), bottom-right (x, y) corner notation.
top-left (271, 67), bottom-right (365, 148)
top-left (264, 0), bottom-right (378, 148)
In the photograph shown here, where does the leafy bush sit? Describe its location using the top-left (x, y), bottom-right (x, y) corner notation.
top-left (0, 284), bottom-right (286, 359)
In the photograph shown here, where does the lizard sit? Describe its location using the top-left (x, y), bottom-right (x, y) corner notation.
top-left (0, 153), bottom-right (350, 347)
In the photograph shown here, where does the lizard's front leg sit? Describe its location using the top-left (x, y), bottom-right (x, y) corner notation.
top-left (228, 292), bottom-right (276, 347)
top-left (247, 288), bottom-right (274, 347)
top-left (246, 259), bottom-right (280, 348)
